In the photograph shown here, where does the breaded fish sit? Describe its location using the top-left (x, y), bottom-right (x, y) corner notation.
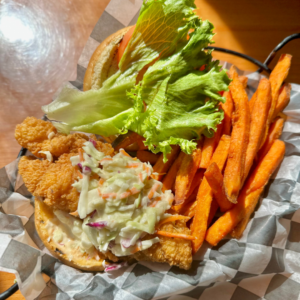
top-left (19, 154), bottom-right (79, 212)
top-left (17, 118), bottom-right (114, 212)
top-left (18, 156), bottom-right (52, 193)
top-left (134, 221), bottom-right (192, 270)
top-left (15, 117), bottom-right (114, 158)
top-left (16, 117), bottom-right (192, 269)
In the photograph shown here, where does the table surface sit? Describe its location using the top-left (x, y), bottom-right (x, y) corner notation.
top-left (1, 0), bottom-right (299, 298)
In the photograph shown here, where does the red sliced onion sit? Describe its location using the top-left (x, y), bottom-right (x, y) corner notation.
top-left (86, 221), bottom-right (107, 228)
top-left (83, 166), bottom-right (92, 175)
top-left (89, 210), bottom-right (97, 218)
top-left (77, 163), bottom-right (82, 170)
top-left (121, 238), bottom-right (132, 248)
top-left (108, 240), bottom-right (115, 249)
top-left (105, 261), bottom-right (128, 272)
top-left (89, 138), bottom-right (97, 147)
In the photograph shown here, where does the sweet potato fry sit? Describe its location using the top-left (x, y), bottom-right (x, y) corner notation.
top-left (136, 139), bottom-right (148, 150)
top-left (186, 169), bottom-right (205, 199)
top-left (136, 150), bottom-right (160, 165)
top-left (231, 217), bottom-right (250, 239)
top-left (208, 135), bottom-right (231, 169)
top-left (115, 132), bottom-right (144, 151)
top-left (257, 117), bottom-right (285, 160)
top-left (162, 152), bottom-right (185, 192)
top-left (268, 54), bottom-right (292, 122)
top-left (206, 140), bottom-right (285, 246)
top-left (239, 75), bottom-right (248, 89)
top-left (243, 78), bottom-right (272, 183)
top-left (205, 162), bottom-right (233, 212)
top-left (183, 199), bottom-right (197, 218)
top-left (200, 123), bottom-right (223, 169)
top-left (190, 134), bottom-right (231, 253)
top-left (272, 83), bottom-right (291, 120)
top-left (224, 66), bottom-right (250, 203)
top-left (221, 91), bottom-right (234, 136)
top-left (174, 141), bottom-right (202, 205)
top-left (249, 91), bottom-right (256, 114)
top-left (152, 145), bottom-right (180, 181)
top-left (173, 170), bottom-right (205, 214)
top-left (125, 143), bottom-right (139, 151)
top-left (278, 112), bottom-right (287, 121)
top-left (207, 199), bottom-right (219, 226)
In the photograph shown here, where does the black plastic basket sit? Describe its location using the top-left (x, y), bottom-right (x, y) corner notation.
top-left (1, 33), bottom-right (299, 300)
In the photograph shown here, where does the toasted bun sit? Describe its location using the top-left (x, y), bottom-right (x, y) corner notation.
top-left (83, 26), bottom-right (132, 91)
top-left (35, 198), bottom-right (105, 271)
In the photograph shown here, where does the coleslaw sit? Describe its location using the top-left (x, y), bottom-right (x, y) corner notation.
top-left (70, 140), bottom-right (174, 256)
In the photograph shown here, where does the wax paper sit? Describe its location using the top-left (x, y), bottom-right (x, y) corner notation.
top-left (1, 0), bottom-right (300, 299)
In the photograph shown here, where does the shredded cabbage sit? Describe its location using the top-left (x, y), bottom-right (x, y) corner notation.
top-left (38, 151), bottom-right (53, 162)
top-left (72, 141), bottom-right (172, 256)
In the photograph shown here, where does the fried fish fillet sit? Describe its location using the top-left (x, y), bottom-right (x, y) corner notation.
top-left (20, 154), bottom-right (193, 269)
top-left (16, 117), bottom-right (114, 212)
top-left (16, 117), bottom-right (192, 269)
top-left (18, 156), bottom-right (52, 193)
top-left (134, 221), bottom-right (192, 270)
top-left (15, 117), bottom-right (114, 158)
top-left (19, 154), bottom-right (80, 212)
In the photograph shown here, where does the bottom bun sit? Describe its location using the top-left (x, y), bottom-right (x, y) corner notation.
top-left (35, 198), bottom-right (107, 271)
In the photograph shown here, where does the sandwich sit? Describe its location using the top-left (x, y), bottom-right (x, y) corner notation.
top-left (15, 0), bottom-right (233, 271)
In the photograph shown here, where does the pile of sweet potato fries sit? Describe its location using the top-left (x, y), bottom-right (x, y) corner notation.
top-left (115, 54), bottom-right (292, 253)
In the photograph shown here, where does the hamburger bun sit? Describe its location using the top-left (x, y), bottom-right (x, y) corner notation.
top-left (83, 26), bottom-right (132, 91)
top-left (35, 28), bottom-right (134, 270)
top-left (35, 198), bottom-right (117, 271)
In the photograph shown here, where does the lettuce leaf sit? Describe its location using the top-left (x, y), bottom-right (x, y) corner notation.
top-left (42, 0), bottom-right (230, 160)
top-left (43, 72), bottom-right (136, 136)
top-left (119, 0), bottom-right (197, 73)
top-left (123, 19), bottom-right (230, 160)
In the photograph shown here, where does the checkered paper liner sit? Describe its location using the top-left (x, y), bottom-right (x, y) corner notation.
top-left (1, 1), bottom-right (300, 299)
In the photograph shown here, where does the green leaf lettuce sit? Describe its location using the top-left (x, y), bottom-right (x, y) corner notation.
top-left (42, 0), bottom-right (230, 160)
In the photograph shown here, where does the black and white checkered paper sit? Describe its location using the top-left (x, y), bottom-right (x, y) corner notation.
top-left (1, 1), bottom-right (300, 299)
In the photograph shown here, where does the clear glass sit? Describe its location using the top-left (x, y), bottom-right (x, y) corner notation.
top-left (0, 0), bottom-right (109, 167)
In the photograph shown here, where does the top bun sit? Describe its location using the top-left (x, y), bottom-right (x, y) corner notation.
top-left (83, 26), bottom-right (132, 91)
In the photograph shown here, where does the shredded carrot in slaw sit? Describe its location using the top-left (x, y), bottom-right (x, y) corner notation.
top-left (139, 173), bottom-right (143, 182)
top-left (99, 178), bottom-right (105, 185)
top-left (120, 191), bottom-right (131, 199)
top-left (156, 231), bottom-right (196, 240)
top-left (148, 183), bottom-right (160, 199)
top-left (130, 187), bottom-right (140, 195)
top-left (69, 210), bottom-right (79, 217)
top-left (100, 157), bottom-right (113, 163)
top-left (78, 149), bottom-right (84, 162)
top-left (102, 193), bottom-right (117, 199)
top-left (142, 164), bottom-right (150, 174)
top-left (120, 149), bottom-right (131, 157)
top-left (131, 246), bottom-right (141, 254)
top-left (126, 163), bottom-right (140, 168)
top-left (148, 196), bottom-right (162, 207)
top-left (149, 201), bottom-right (158, 207)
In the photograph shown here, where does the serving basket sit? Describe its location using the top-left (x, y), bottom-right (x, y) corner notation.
top-left (1, 33), bottom-right (299, 300)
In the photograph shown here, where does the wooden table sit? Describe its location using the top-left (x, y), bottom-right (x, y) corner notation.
top-left (0, 0), bottom-right (299, 298)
